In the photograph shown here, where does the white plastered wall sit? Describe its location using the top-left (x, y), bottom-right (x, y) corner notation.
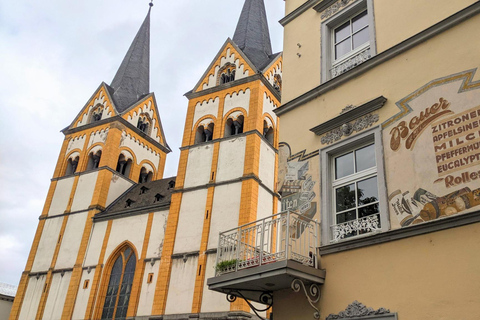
top-left (202, 48), bottom-right (250, 90)
top-left (192, 98), bottom-right (219, 129)
top-left (42, 272), bottom-right (72, 320)
top-left (258, 141), bottom-right (276, 192)
top-left (146, 210), bottom-right (169, 258)
top-left (70, 172), bottom-right (99, 212)
top-left (262, 93), bottom-right (278, 125)
top-left (87, 129), bottom-right (108, 149)
top-left (207, 183), bottom-right (242, 249)
top-left (66, 135), bottom-right (86, 155)
top-left (18, 275), bottom-right (46, 320)
top-left (31, 217), bottom-right (63, 272)
top-left (136, 261), bottom-right (160, 316)
top-left (125, 100), bottom-right (161, 143)
top-left (173, 189), bottom-right (208, 254)
top-left (120, 131), bottom-right (160, 170)
top-left (266, 61), bottom-right (283, 84)
top-left (183, 145), bottom-right (214, 188)
top-left (164, 256), bottom-right (198, 315)
top-left (200, 253), bottom-right (231, 312)
top-left (83, 221), bottom-right (108, 267)
top-left (215, 137), bottom-right (246, 183)
top-left (104, 214), bottom-right (148, 264)
top-left (105, 174), bottom-right (135, 207)
top-left (257, 187), bottom-right (274, 221)
top-left (55, 212), bottom-right (88, 269)
top-left (48, 177), bottom-right (75, 216)
top-left (223, 89), bottom-right (251, 117)
top-left (76, 92), bottom-right (112, 127)
top-left (72, 269), bottom-right (96, 320)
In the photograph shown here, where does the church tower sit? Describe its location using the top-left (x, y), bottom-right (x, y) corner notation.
top-left (10, 6), bottom-right (171, 320)
top-left (151, 0), bottom-right (282, 317)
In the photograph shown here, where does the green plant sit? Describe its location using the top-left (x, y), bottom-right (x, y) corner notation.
top-left (215, 259), bottom-right (238, 272)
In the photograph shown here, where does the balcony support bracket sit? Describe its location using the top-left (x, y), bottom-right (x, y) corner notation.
top-left (226, 290), bottom-right (273, 319)
top-left (291, 279), bottom-right (321, 319)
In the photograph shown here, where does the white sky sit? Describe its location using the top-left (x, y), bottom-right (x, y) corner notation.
top-left (0, 0), bottom-right (284, 286)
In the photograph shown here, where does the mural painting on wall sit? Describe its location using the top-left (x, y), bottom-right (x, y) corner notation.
top-left (384, 69), bottom-right (480, 228)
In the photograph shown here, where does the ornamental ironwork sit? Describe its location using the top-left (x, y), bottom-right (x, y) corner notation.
top-left (331, 47), bottom-right (371, 78)
top-left (326, 301), bottom-right (392, 319)
top-left (226, 290), bottom-right (273, 319)
top-left (321, 113), bottom-right (379, 145)
top-left (321, 0), bottom-right (354, 20)
top-left (291, 279), bottom-right (321, 319)
top-left (331, 214), bottom-right (380, 242)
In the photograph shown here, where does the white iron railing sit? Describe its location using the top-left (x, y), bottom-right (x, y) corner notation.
top-left (215, 211), bottom-right (320, 276)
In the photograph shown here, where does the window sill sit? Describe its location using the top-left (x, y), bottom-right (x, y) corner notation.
top-left (319, 209), bottom-right (480, 255)
top-left (330, 45), bottom-right (372, 79)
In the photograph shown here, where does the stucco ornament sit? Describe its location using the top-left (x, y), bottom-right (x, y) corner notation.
top-left (331, 47), bottom-right (371, 78)
top-left (321, 113), bottom-right (379, 145)
top-left (321, 0), bottom-right (353, 19)
top-left (326, 301), bottom-right (391, 319)
top-left (331, 215), bottom-right (380, 242)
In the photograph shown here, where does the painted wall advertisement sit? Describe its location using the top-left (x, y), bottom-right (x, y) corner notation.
top-left (384, 70), bottom-right (480, 229)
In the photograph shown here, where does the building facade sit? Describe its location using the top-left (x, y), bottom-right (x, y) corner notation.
top-left (208, 1), bottom-right (480, 320)
top-left (10, 1), bottom-right (282, 319)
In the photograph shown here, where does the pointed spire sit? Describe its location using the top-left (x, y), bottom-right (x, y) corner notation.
top-left (232, 0), bottom-right (273, 69)
top-left (110, 6), bottom-right (151, 112)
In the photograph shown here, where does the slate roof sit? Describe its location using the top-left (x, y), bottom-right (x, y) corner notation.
top-left (0, 283), bottom-right (17, 298)
top-left (96, 177), bottom-right (176, 219)
top-left (232, 0), bottom-right (274, 70)
top-left (110, 7), bottom-right (151, 112)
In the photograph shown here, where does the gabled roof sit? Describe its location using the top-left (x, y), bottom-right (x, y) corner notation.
top-left (0, 283), bottom-right (17, 298)
top-left (110, 7), bottom-right (151, 112)
top-left (232, 0), bottom-right (273, 69)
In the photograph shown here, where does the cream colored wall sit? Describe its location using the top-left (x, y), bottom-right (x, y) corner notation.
top-left (285, 0), bottom-right (307, 16)
top-left (125, 101), bottom-right (161, 143)
top-left (70, 172), bottom-right (98, 212)
top-left (42, 272), bottom-right (72, 320)
top-left (31, 218), bottom-right (63, 272)
top-left (71, 269), bottom-right (96, 320)
top-left (55, 212), bottom-right (88, 269)
top-left (18, 275), bottom-right (46, 320)
top-left (258, 141), bottom-right (276, 191)
top-left (183, 145), bottom-right (214, 188)
top-left (120, 131), bottom-right (160, 169)
top-left (200, 253), bottom-right (231, 312)
top-left (164, 257), bottom-right (198, 315)
top-left (104, 215), bottom-right (148, 263)
top-left (202, 48), bottom-right (250, 91)
top-left (105, 173), bottom-right (134, 207)
top-left (146, 210), bottom-right (169, 258)
top-left (207, 183), bottom-right (242, 249)
top-left (76, 93), bottom-right (111, 127)
top-left (223, 89), bottom-right (251, 117)
top-left (136, 261), bottom-right (160, 316)
top-left (87, 128), bottom-right (108, 149)
top-left (66, 135), bottom-right (86, 155)
top-left (192, 98), bottom-right (219, 128)
top-left (83, 221), bottom-right (108, 266)
top-left (216, 137), bottom-right (246, 182)
top-left (0, 299), bottom-right (13, 320)
top-left (48, 177), bottom-right (75, 216)
top-left (173, 189), bottom-right (208, 254)
top-left (281, 0), bottom-right (478, 103)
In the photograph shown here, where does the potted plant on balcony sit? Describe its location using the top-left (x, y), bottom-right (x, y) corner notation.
top-left (215, 259), bottom-right (238, 274)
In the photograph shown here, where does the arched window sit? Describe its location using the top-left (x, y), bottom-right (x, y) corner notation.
top-left (195, 123), bottom-right (214, 144)
top-left (87, 150), bottom-right (102, 170)
top-left (224, 115), bottom-right (244, 137)
top-left (273, 74), bottom-right (282, 92)
top-left (138, 167), bottom-right (153, 183)
top-left (116, 154), bottom-right (133, 178)
top-left (218, 63), bottom-right (236, 85)
top-left (101, 246), bottom-right (136, 320)
top-left (65, 156), bottom-right (80, 175)
top-left (90, 104), bottom-right (104, 123)
top-left (136, 114), bottom-right (152, 135)
top-left (263, 120), bottom-right (274, 144)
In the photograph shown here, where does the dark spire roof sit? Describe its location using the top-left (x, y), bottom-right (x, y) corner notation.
top-left (110, 7), bottom-right (151, 112)
top-left (232, 0), bottom-right (273, 70)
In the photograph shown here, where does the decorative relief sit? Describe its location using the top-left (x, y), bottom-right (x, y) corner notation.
top-left (321, 113), bottom-right (379, 145)
top-left (321, 0), bottom-right (354, 20)
top-left (340, 105), bottom-right (356, 114)
top-left (331, 47), bottom-right (371, 78)
top-left (331, 215), bottom-right (380, 242)
top-left (326, 301), bottom-right (392, 319)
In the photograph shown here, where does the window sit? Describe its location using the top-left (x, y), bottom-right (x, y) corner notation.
top-left (101, 247), bottom-right (136, 320)
top-left (195, 123), bottom-right (214, 144)
top-left (273, 74), bottom-right (282, 92)
top-left (224, 115), bottom-right (244, 137)
top-left (87, 150), bottom-right (102, 170)
top-left (138, 167), bottom-right (153, 183)
top-left (321, 127), bottom-right (388, 244)
top-left (321, 0), bottom-right (376, 82)
top-left (217, 63), bottom-right (236, 85)
top-left (263, 120), bottom-right (274, 144)
top-left (116, 154), bottom-right (133, 178)
top-left (90, 104), bottom-right (104, 123)
top-left (65, 156), bottom-right (80, 175)
top-left (136, 114), bottom-right (151, 135)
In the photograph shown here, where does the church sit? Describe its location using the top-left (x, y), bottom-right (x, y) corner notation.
top-left (9, 0), bottom-right (282, 319)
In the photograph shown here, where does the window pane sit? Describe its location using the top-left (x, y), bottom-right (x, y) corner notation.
top-left (336, 183), bottom-right (356, 212)
top-left (334, 21), bottom-right (351, 43)
top-left (358, 204), bottom-right (379, 218)
top-left (352, 10), bottom-right (368, 32)
top-left (335, 152), bottom-right (354, 179)
top-left (335, 38), bottom-right (351, 59)
top-left (336, 209), bottom-right (356, 224)
top-left (101, 255), bottom-right (123, 320)
top-left (355, 144), bottom-right (375, 172)
top-left (357, 176), bottom-right (378, 205)
top-left (353, 26), bottom-right (369, 49)
top-left (115, 254), bottom-right (136, 320)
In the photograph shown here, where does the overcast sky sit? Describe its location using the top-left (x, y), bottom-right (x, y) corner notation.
top-left (0, 0), bottom-right (284, 286)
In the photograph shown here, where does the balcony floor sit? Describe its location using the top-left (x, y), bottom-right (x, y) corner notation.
top-left (207, 260), bottom-right (326, 303)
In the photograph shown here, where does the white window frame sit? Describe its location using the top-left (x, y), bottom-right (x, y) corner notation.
top-left (320, 126), bottom-right (389, 245)
top-left (321, 0), bottom-right (376, 83)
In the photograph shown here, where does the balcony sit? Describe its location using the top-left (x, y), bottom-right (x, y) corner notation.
top-left (207, 211), bottom-right (325, 313)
